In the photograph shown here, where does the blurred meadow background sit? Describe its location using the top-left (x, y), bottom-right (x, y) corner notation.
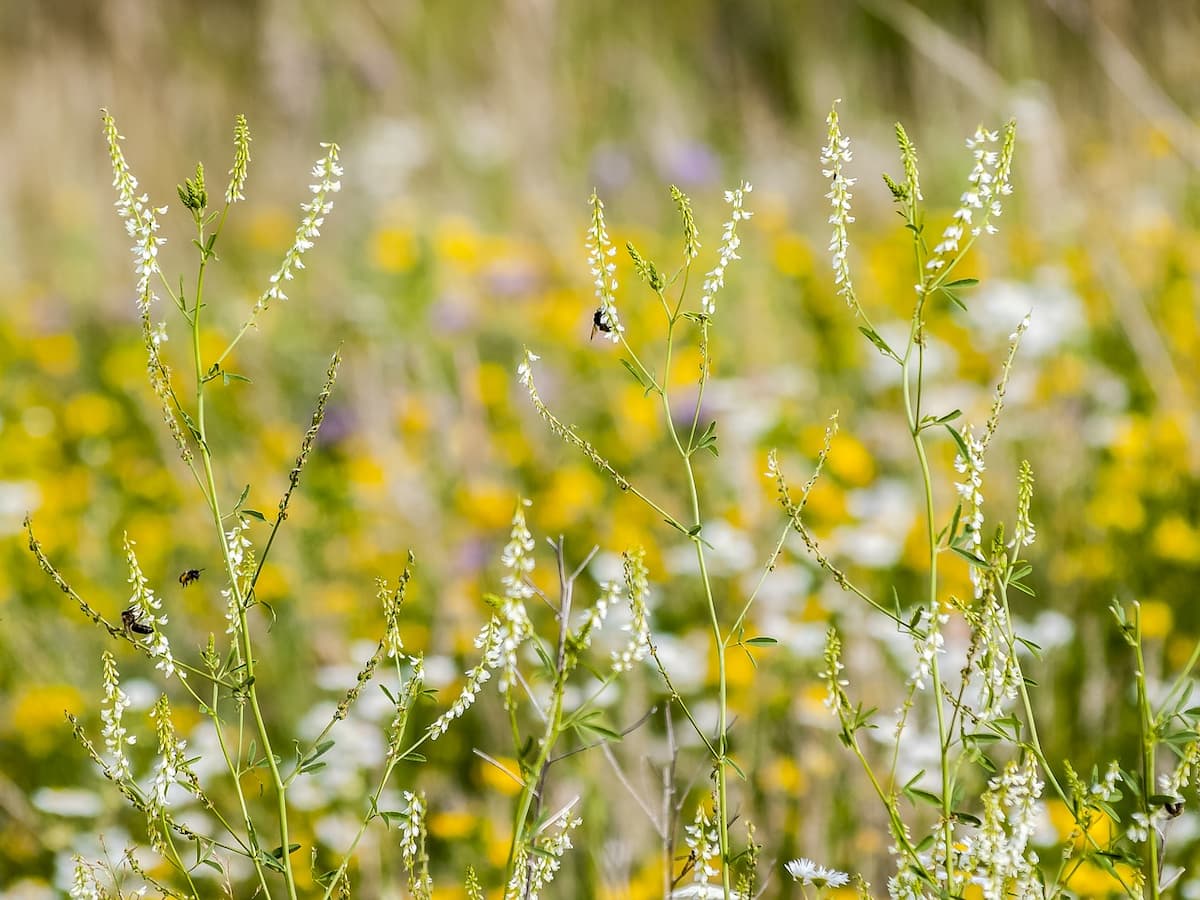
top-left (3, 1), bottom-right (1200, 897)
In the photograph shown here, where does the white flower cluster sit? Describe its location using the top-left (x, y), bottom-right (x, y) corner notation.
top-left (428, 501), bottom-right (536, 739)
top-left (587, 190), bottom-right (623, 342)
top-left (926, 124), bottom-right (1015, 272)
top-left (699, 181), bottom-right (753, 316)
top-left (612, 549), bottom-right (652, 673)
top-left (821, 627), bottom-right (849, 717)
top-left (221, 516), bottom-right (255, 637)
top-left (148, 696), bottom-right (193, 813)
top-left (506, 813), bottom-right (580, 900)
top-left (99, 651), bottom-right (135, 780)
top-left (256, 143), bottom-right (342, 311)
top-left (122, 534), bottom-right (180, 680)
top-left (103, 112), bottom-right (167, 315)
top-left (399, 790), bottom-right (432, 894)
top-left (953, 425), bottom-right (987, 600)
top-left (785, 857), bottom-right (850, 888)
top-left (959, 755), bottom-right (1043, 900)
top-left (576, 578), bottom-right (622, 652)
top-left (68, 857), bottom-right (103, 900)
top-left (907, 601), bottom-right (948, 692)
top-left (517, 349), bottom-right (539, 388)
top-left (820, 101), bottom-right (857, 308)
top-left (684, 803), bottom-right (721, 888)
top-left (225, 113), bottom-right (251, 204)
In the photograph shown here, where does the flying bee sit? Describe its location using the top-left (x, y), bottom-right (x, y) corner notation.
top-left (121, 605), bottom-right (154, 636)
top-left (590, 307), bottom-right (613, 341)
top-left (179, 568), bottom-right (204, 588)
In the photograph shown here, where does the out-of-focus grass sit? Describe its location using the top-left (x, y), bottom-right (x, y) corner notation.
top-left (2, 2), bottom-right (1200, 895)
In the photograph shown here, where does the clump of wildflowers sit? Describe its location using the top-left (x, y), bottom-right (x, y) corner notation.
top-left (699, 181), bottom-right (752, 316)
top-left (958, 755), bottom-right (1043, 899)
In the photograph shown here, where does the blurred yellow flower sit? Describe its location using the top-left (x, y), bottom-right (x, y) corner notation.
top-left (772, 232), bottom-right (813, 278)
top-left (371, 225), bottom-right (418, 273)
top-left (826, 433), bottom-right (875, 487)
top-left (62, 392), bottom-right (119, 441)
top-left (477, 361), bottom-right (512, 409)
top-left (436, 216), bottom-right (482, 270)
top-left (246, 208), bottom-right (293, 250)
top-left (30, 332), bottom-right (79, 377)
top-left (458, 481), bottom-right (518, 531)
top-left (428, 808), bottom-right (478, 841)
top-left (540, 465), bottom-right (604, 532)
top-left (1152, 516), bottom-right (1200, 562)
top-left (8, 683), bottom-right (84, 753)
top-left (1062, 860), bottom-right (1136, 897)
top-left (348, 452), bottom-right (386, 489)
top-left (1138, 599), bottom-right (1174, 639)
top-left (1085, 488), bottom-right (1144, 533)
top-left (763, 757), bottom-right (805, 794)
top-left (477, 755), bottom-right (522, 797)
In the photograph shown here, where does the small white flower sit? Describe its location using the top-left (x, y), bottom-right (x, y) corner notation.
top-left (700, 181), bottom-right (752, 316)
top-left (785, 857), bottom-right (850, 888)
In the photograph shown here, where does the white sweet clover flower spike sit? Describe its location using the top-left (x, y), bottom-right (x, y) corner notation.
top-left (926, 121), bottom-right (1016, 272)
top-left (69, 857), bottom-right (102, 900)
top-left (954, 425), bottom-right (987, 599)
top-left (960, 755), bottom-right (1043, 898)
top-left (821, 100), bottom-right (858, 310)
top-left (907, 602), bottom-right (947, 692)
top-left (516, 813), bottom-right (581, 900)
top-left (103, 111), bottom-right (167, 314)
top-left (587, 190), bottom-right (623, 342)
top-left (821, 627), bottom-right (850, 717)
top-left (684, 804), bottom-right (721, 887)
top-left (100, 651), bottom-right (136, 780)
top-left (256, 142), bottom-right (342, 311)
top-left (517, 349), bottom-right (539, 388)
top-left (700, 181), bottom-right (752, 316)
top-left (612, 549), bottom-right (652, 673)
top-left (148, 696), bottom-right (195, 812)
top-left (122, 533), bottom-right (181, 680)
top-left (428, 501), bottom-right (536, 739)
top-left (225, 113), bottom-right (251, 204)
top-left (1011, 460), bottom-right (1037, 549)
top-left (222, 516), bottom-right (255, 636)
top-left (576, 579), bottom-right (622, 651)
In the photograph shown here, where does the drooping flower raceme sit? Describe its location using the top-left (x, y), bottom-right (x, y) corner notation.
top-left (954, 425), bottom-right (987, 600)
top-left (699, 181), bottom-right (752, 316)
top-left (256, 142), bottom-right (342, 311)
top-left (427, 501), bottom-right (536, 739)
top-left (612, 549), bottom-right (652, 674)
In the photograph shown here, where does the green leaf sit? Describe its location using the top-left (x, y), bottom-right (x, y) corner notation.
top-left (222, 371), bottom-right (252, 386)
top-left (944, 277), bottom-right (979, 289)
top-left (242, 508), bottom-right (268, 522)
top-left (940, 288), bottom-right (968, 312)
top-left (950, 545), bottom-right (989, 567)
top-left (744, 636), bottom-right (778, 646)
top-left (934, 409), bottom-right (962, 424)
top-left (944, 424), bottom-right (970, 461)
top-left (619, 358), bottom-right (655, 394)
top-left (857, 325), bottom-right (898, 361)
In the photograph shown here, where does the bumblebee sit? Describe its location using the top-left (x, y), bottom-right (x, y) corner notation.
top-left (121, 606), bottom-right (154, 636)
top-left (179, 568), bottom-right (204, 588)
top-left (590, 308), bottom-right (613, 340)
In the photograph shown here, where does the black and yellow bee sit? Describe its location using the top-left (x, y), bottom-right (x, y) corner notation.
top-left (590, 308), bottom-right (613, 341)
top-left (179, 568), bottom-right (204, 588)
top-left (121, 605), bottom-right (154, 636)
